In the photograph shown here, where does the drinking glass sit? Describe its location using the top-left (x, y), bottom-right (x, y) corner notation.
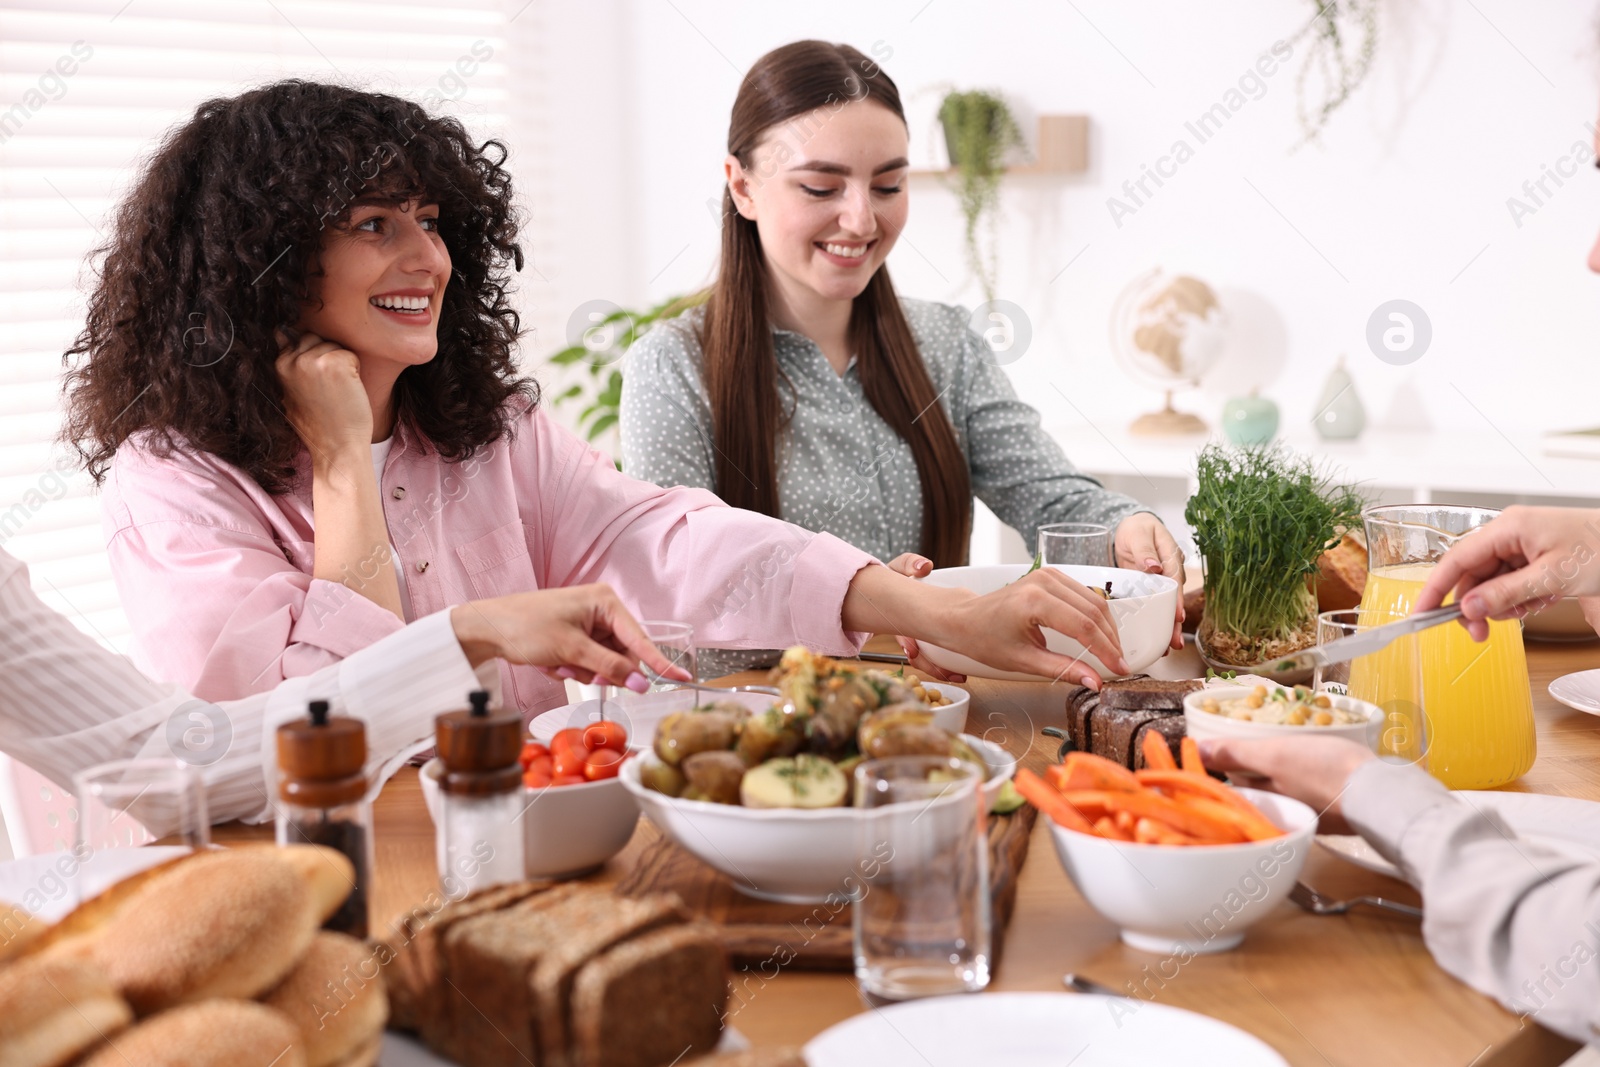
top-left (852, 756), bottom-right (990, 1000)
top-left (1317, 609), bottom-right (1427, 766)
top-left (73, 758), bottom-right (209, 902)
top-left (1038, 523), bottom-right (1113, 567)
top-left (638, 620), bottom-right (705, 706)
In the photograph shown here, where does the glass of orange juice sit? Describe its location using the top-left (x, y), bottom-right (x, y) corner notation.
top-left (1358, 505), bottom-right (1536, 789)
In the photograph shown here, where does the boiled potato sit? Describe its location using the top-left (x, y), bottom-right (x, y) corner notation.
top-left (740, 754), bottom-right (848, 809)
top-left (736, 706), bottom-right (804, 766)
top-left (639, 760), bottom-right (688, 798)
top-left (857, 705), bottom-right (937, 756)
top-left (681, 750), bottom-right (748, 805)
top-left (654, 710), bottom-right (742, 766)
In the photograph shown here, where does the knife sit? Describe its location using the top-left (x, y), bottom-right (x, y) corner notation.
top-left (1242, 604), bottom-right (1464, 675)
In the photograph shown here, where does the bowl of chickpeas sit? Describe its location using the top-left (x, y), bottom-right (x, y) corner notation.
top-left (1182, 683), bottom-right (1386, 750)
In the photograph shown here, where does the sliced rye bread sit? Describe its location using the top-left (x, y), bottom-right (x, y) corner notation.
top-left (1096, 677), bottom-right (1203, 712)
top-left (1130, 714), bottom-right (1186, 770)
top-left (530, 893), bottom-right (689, 1067)
top-left (438, 883), bottom-right (589, 1066)
top-left (382, 881), bottom-right (551, 1036)
top-left (568, 922), bottom-right (727, 1067)
top-left (1066, 687), bottom-right (1101, 755)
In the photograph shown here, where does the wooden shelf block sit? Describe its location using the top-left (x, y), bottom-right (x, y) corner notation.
top-left (911, 113), bottom-right (1089, 178)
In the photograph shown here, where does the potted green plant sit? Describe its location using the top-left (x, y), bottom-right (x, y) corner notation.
top-left (1184, 444), bottom-right (1365, 669)
top-left (1290, 0), bottom-right (1378, 147)
top-left (938, 89), bottom-right (1023, 303)
top-left (548, 292), bottom-right (703, 451)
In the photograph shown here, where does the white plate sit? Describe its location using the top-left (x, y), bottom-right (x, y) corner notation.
top-left (1549, 669), bottom-right (1600, 715)
top-left (0, 846), bottom-right (191, 923)
top-left (1319, 789), bottom-right (1600, 879)
top-left (803, 991), bottom-right (1286, 1066)
top-left (382, 1028), bottom-right (747, 1064)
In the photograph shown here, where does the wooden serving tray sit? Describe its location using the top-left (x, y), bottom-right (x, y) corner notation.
top-left (614, 804), bottom-right (1038, 972)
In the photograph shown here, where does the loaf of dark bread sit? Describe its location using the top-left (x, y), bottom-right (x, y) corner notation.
top-left (570, 923), bottom-right (726, 1067)
top-left (1063, 676), bottom-right (1196, 769)
top-left (381, 884), bottom-right (727, 1067)
top-left (682, 1051), bottom-right (808, 1067)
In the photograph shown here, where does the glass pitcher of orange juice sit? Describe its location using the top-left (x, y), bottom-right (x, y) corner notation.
top-left (1354, 504), bottom-right (1536, 789)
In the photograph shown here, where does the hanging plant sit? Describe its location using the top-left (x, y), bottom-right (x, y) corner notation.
top-left (1290, 0), bottom-right (1379, 147)
top-left (937, 89), bottom-right (1023, 303)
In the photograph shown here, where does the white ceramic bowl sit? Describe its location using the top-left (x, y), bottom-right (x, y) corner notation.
top-left (915, 564), bottom-right (1180, 681)
top-left (1183, 686), bottom-right (1386, 750)
top-left (1047, 787), bottom-right (1317, 954)
top-left (420, 759), bottom-right (640, 881)
top-left (920, 681), bottom-right (971, 734)
top-left (620, 734), bottom-right (1017, 904)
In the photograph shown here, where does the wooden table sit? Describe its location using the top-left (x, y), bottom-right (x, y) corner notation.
top-left (219, 638), bottom-right (1600, 1066)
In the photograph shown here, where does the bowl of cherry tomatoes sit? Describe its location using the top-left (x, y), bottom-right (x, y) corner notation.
top-left (421, 719), bottom-right (641, 880)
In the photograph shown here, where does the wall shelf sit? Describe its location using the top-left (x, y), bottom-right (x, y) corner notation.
top-left (910, 113), bottom-right (1088, 178)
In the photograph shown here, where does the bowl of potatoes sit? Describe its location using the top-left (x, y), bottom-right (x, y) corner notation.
top-left (617, 649), bottom-right (1011, 903)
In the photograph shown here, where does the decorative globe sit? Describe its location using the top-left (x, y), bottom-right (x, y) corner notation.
top-left (1110, 269), bottom-right (1230, 435)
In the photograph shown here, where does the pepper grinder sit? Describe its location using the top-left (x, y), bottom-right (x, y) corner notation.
top-left (434, 690), bottom-right (526, 895)
top-left (276, 700), bottom-right (373, 938)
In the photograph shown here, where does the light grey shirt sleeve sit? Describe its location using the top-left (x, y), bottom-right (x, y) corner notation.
top-left (1344, 759), bottom-right (1600, 1045)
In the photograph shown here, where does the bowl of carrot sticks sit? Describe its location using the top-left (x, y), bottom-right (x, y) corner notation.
top-left (1016, 733), bottom-right (1316, 955)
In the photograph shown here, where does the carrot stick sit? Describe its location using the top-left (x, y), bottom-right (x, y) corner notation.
top-left (1136, 771), bottom-right (1285, 840)
top-left (1014, 768), bottom-right (1094, 834)
top-left (1180, 736), bottom-right (1205, 775)
top-left (1100, 789), bottom-right (1246, 843)
top-left (1114, 810), bottom-right (1136, 835)
top-left (1172, 794), bottom-right (1284, 842)
top-left (1140, 731), bottom-right (1178, 771)
top-left (1094, 815), bottom-right (1134, 842)
top-left (1134, 817), bottom-right (1199, 846)
top-left (1049, 752), bottom-right (1141, 793)
top-left (1058, 790), bottom-right (1117, 821)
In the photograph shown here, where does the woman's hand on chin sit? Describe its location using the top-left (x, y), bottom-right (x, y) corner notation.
top-left (276, 330), bottom-right (375, 458)
top-left (1114, 512), bottom-right (1187, 651)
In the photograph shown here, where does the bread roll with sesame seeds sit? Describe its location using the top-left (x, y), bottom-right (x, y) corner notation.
top-left (75, 1000), bottom-right (306, 1067)
top-left (89, 849), bottom-right (318, 1014)
top-left (0, 954), bottom-right (132, 1067)
top-left (263, 932), bottom-right (387, 1067)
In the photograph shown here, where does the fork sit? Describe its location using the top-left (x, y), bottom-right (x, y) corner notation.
top-left (1290, 881), bottom-right (1422, 919)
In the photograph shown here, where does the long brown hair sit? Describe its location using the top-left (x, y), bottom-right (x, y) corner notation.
top-left (701, 40), bottom-right (973, 566)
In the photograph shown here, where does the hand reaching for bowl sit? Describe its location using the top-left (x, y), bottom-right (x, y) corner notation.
top-left (1195, 736), bottom-right (1375, 835)
top-left (450, 583), bottom-right (692, 691)
top-left (883, 553), bottom-right (968, 684)
top-left (842, 562), bottom-right (1128, 690)
top-left (1414, 505), bottom-right (1600, 642)
top-left (1114, 512), bottom-right (1187, 652)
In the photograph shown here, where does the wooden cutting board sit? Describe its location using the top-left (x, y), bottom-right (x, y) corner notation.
top-left (614, 804), bottom-right (1038, 973)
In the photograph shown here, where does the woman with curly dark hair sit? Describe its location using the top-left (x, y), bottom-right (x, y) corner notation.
top-left (64, 79), bottom-right (1131, 715)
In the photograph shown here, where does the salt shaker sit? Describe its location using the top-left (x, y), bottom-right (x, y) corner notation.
top-left (434, 690), bottom-right (526, 894)
top-left (276, 700), bottom-right (373, 937)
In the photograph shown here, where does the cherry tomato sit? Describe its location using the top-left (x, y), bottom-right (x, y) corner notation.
top-left (583, 747), bottom-right (625, 781)
top-left (582, 721), bottom-right (628, 754)
top-left (522, 767), bottom-right (552, 789)
top-left (552, 746), bottom-right (587, 779)
top-left (525, 755), bottom-right (553, 779)
top-left (550, 728), bottom-right (584, 758)
top-left (519, 741), bottom-right (549, 769)
top-left (552, 774), bottom-right (587, 787)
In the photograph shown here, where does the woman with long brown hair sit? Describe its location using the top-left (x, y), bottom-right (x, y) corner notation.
top-left (64, 79), bottom-right (1134, 714)
top-left (621, 40), bottom-right (1184, 676)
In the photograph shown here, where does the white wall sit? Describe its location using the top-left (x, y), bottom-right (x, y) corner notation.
top-left (531, 0), bottom-right (1600, 441)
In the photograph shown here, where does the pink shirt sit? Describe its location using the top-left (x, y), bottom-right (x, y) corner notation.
top-left (101, 401), bottom-right (876, 714)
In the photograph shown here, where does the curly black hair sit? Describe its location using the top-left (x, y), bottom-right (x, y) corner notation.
top-left (63, 79), bottom-right (536, 492)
